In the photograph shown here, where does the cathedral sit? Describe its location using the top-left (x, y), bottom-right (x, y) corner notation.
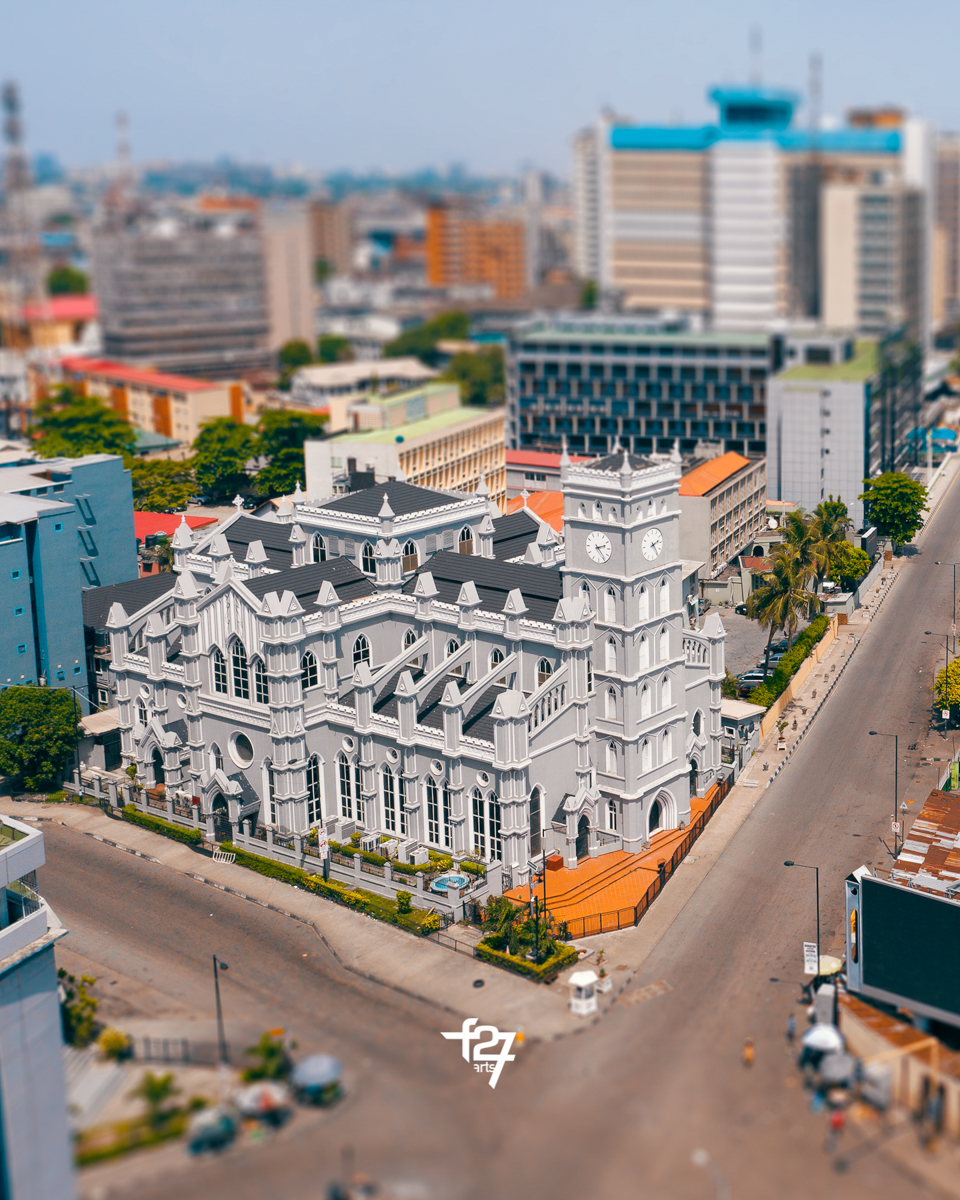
top-left (109, 447), bottom-right (725, 891)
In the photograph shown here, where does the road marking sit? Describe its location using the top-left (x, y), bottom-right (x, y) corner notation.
top-left (622, 979), bottom-right (672, 1007)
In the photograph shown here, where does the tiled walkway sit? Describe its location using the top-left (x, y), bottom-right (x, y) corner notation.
top-left (505, 796), bottom-right (709, 922)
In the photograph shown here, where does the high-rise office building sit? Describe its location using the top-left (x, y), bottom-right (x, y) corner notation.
top-left (425, 201), bottom-right (526, 299)
top-left (573, 86), bottom-right (934, 336)
top-left (935, 133), bottom-right (960, 329)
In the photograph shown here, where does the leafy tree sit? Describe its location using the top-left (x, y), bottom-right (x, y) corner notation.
top-left (828, 541), bottom-right (871, 591)
top-left (314, 257), bottom-right (332, 285)
top-left (935, 658), bottom-right (960, 711)
top-left (46, 265), bottom-right (89, 295)
top-left (256, 409), bottom-right (327, 459)
top-left (278, 340), bottom-right (313, 372)
top-left (721, 671), bottom-right (739, 699)
top-left (0, 686), bottom-right (81, 790)
top-left (383, 310), bottom-right (470, 366)
top-left (242, 1032), bottom-right (292, 1082)
top-left (317, 334), bottom-right (353, 363)
top-left (33, 388), bottom-right (137, 459)
top-left (129, 458), bottom-right (194, 511)
top-left (57, 969), bottom-right (99, 1047)
top-left (859, 472), bottom-right (928, 549)
top-left (442, 346), bottom-right (505, 406)
top-left (130, 1071), bottom-right (180, 1129)
top-left (580, 279), bottom-right (598, 310)
top-left (254, 448), bottom-right (305, 497)
top-left (192, 419), bottom-right (254, 499)
top-left (810, 498), bottom-right (853, 589)
top-left (747, 548), bottom-right (821, 675)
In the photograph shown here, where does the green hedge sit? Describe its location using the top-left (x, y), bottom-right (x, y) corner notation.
top-left (748, 616), bottom-right (831, 708)
top-left (476, 940), bottom-right (579, 983)
top-left (326, 839), bottom-right (457, 878)
top-left (122, 805), bottom-right (202, 845)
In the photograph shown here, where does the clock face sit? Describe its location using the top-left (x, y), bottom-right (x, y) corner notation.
top-left (585, 531), bottom-right (612, 564)
top-left (641, 528), bottom-right (664, 561)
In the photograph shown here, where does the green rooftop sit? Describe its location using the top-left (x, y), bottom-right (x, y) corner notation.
top-left (518, 323), bottom-right (770, 349)
top-left (331, 404), bottom-right (501, 444)
top-left (777, 340), bottom-right (878, 383)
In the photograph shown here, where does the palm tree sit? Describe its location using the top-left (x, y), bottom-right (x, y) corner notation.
top-left (747, 548), bottom-right (822, 677)
top-left (130, 1071), bottom-right (179, 1129)
top-left (810, 499), bottom-right (852, 591)
top-left (781, 511), bottom-right (820, 585)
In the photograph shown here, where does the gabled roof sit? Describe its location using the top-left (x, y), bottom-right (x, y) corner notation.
top-left (492, 509), bottom-right (542, 560)
top-left (505, 491), bottom-right (564, 533)
top-left (213, 515), bottom-right (297, 567)
top-left (60, 356), bottom-right (219, 393)
top-left (317, 479), bottom-right (460, 518)
top-left (585, 452), bottom-right (656, 472)
top-left (82, 571), bottom-right (179, 631)
top-left (241, 557), bottom-right (376, 608)
top-left (134, 512), bottom-right (218, 541)
top-left (679, 451), bottom-right (753, 497)
top-left (402, 551), bottom-right (562, 622)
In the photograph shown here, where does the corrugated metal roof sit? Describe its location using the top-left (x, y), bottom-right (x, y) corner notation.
top-left (317, 480), bottom-right (456, 517)
top-left (242, 557), bottom-right (376, 607)
top-left (403, 550), bottom-right (562, 622)
top-left (887, 789), bottom-right (960, 896)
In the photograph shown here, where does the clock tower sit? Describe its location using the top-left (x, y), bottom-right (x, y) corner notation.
top-left (560, 444), bottom-right (703, 853)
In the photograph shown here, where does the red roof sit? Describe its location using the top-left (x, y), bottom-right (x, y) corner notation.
top-left (679, 451), bottom-right (754, 497)
top-left (506, 449), bottom-right (590, 468)
top-left (23, 295), bottom-right (98, 323)
top-left (134, 512), bottom-right (218, 541)
top-left (505, 490), bottom-right (565, 532)
top-left (60, 357), bottom-right (217, 393)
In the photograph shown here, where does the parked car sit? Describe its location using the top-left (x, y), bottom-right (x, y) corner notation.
top-left (737, 671), bottom-right (768, 690)
top-left (734, 604), bottom-right (749, 615)
top-left (290, 1054), bottom-right (343, 1106)
top-left (187, 1105), bottom-right (237, 1154)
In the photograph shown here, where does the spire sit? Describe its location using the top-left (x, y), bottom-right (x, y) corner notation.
top-left (670, 438), bottom-right (682, 465)
top-left (233, 494), bottom-right (243, 513)
top-left (378, 493), bottom-right (395, 520)
top-left (172, 516), bottom-right (194, 549)
top-left (476, 475), bottom-right (489, 498)
top-left (621, 444), bottom-right (632, 477)
top-left (293, 479), bottom-right (304, 503)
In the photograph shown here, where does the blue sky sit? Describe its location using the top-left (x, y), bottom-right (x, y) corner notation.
top-left (3, 0), bottom-right (957, 176)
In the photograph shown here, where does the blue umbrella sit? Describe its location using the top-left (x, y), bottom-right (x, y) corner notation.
top-left (291, 1054), bottom-right (342, 1089)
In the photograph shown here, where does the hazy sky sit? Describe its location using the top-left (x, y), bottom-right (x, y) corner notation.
top-left (3, 0), bottom-right (958, 177)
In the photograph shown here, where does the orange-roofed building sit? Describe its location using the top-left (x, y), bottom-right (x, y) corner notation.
top-left (678, 450), bottom-right (766, 578)
top-left (505, 489), bottom-right (565, 532)
top-left (505, 447), bottom-right (591, 498)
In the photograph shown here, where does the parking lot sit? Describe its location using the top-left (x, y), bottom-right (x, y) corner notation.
top-left (707, 606), bottom-right (810, 678)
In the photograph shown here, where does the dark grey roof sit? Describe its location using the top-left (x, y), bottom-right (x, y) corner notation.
top-left (586, 452), bottom-right (656, 472)
top-left (492, 509), bottom-right (540, 561)
top-left (164, 717), bottom-right (188, 744)
top-left (317, 480), bottom-right (457, 518)
top-left (221, 516), bottom-right (295, 567)
top-left (242, 558), bottom-right (376, 608)
top-left (82, 571), bottom-right (178, 631)
top-left (402, 551), bottom-right (562, 622)
top-left (373, 665), bottom-right (502, 744)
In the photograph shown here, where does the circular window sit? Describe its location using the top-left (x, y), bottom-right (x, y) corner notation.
top-left (176, 693), bottom-right (188, 709)
top-left (229, 732), bottom-right (254, 767)
top-left (476, 771), bottom-right (490, 787)
top-left (431, 759), bottom-right (444, 776)
top-left (386, 748), bottom-right (399, 764)
top-left (139, 684), bottom-right (150, 698)
top-left (342, 736), bottom-right (356, 753)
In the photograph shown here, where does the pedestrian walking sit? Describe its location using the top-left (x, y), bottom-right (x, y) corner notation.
top-left (786, 1014), bottom-right (797, 1045)
top-left (826, 1105), bottom-right (845, 1151)
top-left (742, 1037), bottom-right (755, 1067)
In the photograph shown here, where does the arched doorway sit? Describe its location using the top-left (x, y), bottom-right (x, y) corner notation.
top-left (689, 759), bottom-right (698, 797)
top-left (151, 748), bottom-right (165, 787)
top-left (211, 793), bottom-right (231, 843)
top-left (576, 815), bottom-right (590, 860)
top-left (649, 799), bottom-right (663, 835)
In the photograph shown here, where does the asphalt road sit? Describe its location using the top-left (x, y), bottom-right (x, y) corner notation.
top-left (42, 474), bottom-right (960, 1200)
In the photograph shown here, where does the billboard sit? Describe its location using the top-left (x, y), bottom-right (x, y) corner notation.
top-left (846, 874), bottom-right (960, 1027)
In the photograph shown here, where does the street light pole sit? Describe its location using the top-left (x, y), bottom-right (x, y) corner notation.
top-left (212, 955), bottom-right (229, 1065)
top-left (783, 861), bottom-right (820, 981)
top-left (869, 730), bottom-right (900, 856)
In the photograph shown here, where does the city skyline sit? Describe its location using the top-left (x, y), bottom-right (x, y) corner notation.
top-left (3, 0), bottom-right (960, 177)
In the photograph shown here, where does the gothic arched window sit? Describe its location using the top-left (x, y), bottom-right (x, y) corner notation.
top-left (641, 684), bottom-right (652, 719)
top-left (458, 526), bottom-right (474, 555)
top-left (604, 588), bottom-right (616, 623)
top-left (402, 541), bottom-right (418, 572)
top-left (605, 687), bottom-right (617, 720)
top-left (361, 541), bottom-right (375, 573)
top-left (537, 657), bottom-right (553, 687)
top-left (212, 646), bottom-right (228, 694)
top-left (312, 533), bottom-right (326, 563)
top-left (301, 650), bottom-right (318, 690)
top-left (605, 638), bottom-right (617, 672)
top-left (307, 755), bottom-right (321, 825)
top-left (382, 767), bottom-right (397, 833)
top-left (641, 739), bottom-right (652, 773)
top-left (231, 640), bottom-right (250, 700)
top-left (254, 658), bottom-right (269, 705)
top-left (353, 634), bottom-right (370, 667)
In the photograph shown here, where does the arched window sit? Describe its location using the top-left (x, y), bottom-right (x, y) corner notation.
top-left (659, 627), bottom-right (670, 662)
top-left (639, 635), bottom-right (650, 668)
top-left (212, 647), bottom-right (228, 694)
top-left (301, 650), bottom-right (318, 690)
top-left (404, 629), bottom-right (418, 650)
top-left (306, 755), bottom-right (321, 825)
top-left (231, 640), bottom-right (250, 700)
top-left (659, 579), bottom-right (670, 614)
top-left (361, 541), bottom-right (375, 573)
top-left (692, 709), bottom-right (703, 737)
top-left (605, 638), bottom-right (617, 672)
top-left (426, 778), bottom-right (440, 845)
top-left (641, 739), bottom-right (652, 773)
top-left (402, 541), bottom-right (418, 572)
top-left (607, 798), bottom-right (618, 832)
top-left (397, 774), bottom-right (408, 837)
top-left (265, 760), bottom-right (276, 826)
top-left (661, 728), bottom-right (673, 762)
top-left (337, 754), bottom-right (355, 819)
top-left (529, 786), bottom-right (542, 857)
top-left (578, 503), bottom-right (586, 518)
top-left (586, 657), bottom-right (594, 694)
top-left (136, 699), bottom-right (148, 726)
top-left (254, 659), bottom-right (269, 705)
top-left (382, 767), bottom-right (397, 833)
top-left (488, 795), bottom-right (502, 861)
top-left (353, 634), bottom-right (370, 667)
top-left (490, 647), bottom-right (505, 683)
top-left (605, 687), bottom-right (617, 720)
top-left (649, 798), bottom-right (663, 833)
top-left (579, 580), bottom-right (591, 610)
top-left (446, 639), bottom-right (460, 659)
top-left (641, 684), bottom-right (651, 718)
top-left (458, 526), bottom-right (474, 555)
top-left (604, 588), bottom-right (616, 623)
top-left (472, 788), bottom-right (486, 857)
top-left (594, 501), bottom-right (603, 519)
top-left (639, 587), bottom-right (649, 619)
top-left (537, 657), bottom-right (553, 687)
top-left (210, 744), bottom-right (224, 775)
top-left (312, 533), bottom-right (326, 563)
top-left (606, 741), bottom-right (618, 773)
top-left (442, 783), bottom-right (452, 849)
top-left (660, 674), bottom-right (672, 709)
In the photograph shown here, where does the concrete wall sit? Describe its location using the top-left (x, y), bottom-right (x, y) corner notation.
top-left (0, 535), bottom-right (36, 687)
top-left (0, 943), bottom-right (76, 1200)
top-left (62, 457), bottom-right (137, 590)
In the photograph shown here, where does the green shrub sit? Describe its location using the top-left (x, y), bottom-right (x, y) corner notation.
top-left (421, 912), bottom-right (441, 933)
top-left (476, 940), bottom-right (578, 983)
top-left (396, 890), bottom-right (412, 914)
top-left (98, 1027), bottom-right (132, 1061)
top-left (749, 616), bottom-right (831, 708)
top-left (44, 789), bottom-right (69, 802)
top-left (122, 805), bottom-right (202, 845)
top-left (460, 861), bottom-right (485, 877)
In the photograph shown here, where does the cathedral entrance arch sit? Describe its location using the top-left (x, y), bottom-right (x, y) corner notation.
top-left (649, 798), bottom-right (663, 835)
top-left (576, 815), bottom-right (590, 860)
top-left (689, 759), bottom-right (699, 797)
top-left (211, 792), bottom-right (231, 843)
top-left (151, 748), bottom-right (165, 787)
